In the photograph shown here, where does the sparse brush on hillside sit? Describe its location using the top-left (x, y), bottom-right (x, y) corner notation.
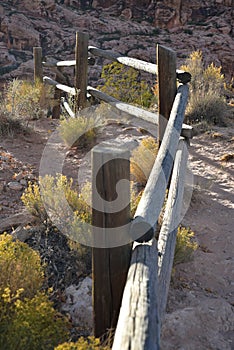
top-left (59, 116), bottom-right (98, 149)
top-left (99, 62), bottom-right (154, 108)
top-left (0, 78), bottom-right (53, 135)
top-left (130, 136), bottom-right (159, 187)
top-left (21, 174), bottom-right (91, 227)
top-left (0, 234), bottom-right (70, 350)
top-left (174, 226), bottom-right (198, 265)
top-left (181, 51), bottom-right (227, 125)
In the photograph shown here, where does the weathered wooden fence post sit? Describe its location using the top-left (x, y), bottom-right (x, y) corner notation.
top-left (157, 44), bottom-right (177, 145)
top-left (74, 32), bottom-right (89, 111)
top-left (92, 144), bottom-right (132, 338)
top-left (33, 47), bottom-right (43, 83)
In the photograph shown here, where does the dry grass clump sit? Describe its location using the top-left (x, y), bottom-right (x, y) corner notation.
top-left (59, 116), bottom-right (98, 149)
top-left (181, 51), bottom-right (227, 125)
top-left (174, 226), bottom-right (198, 265)
top-left (130, 136), bottom-right (159, 187)
top-left (0, 78), bottom-right (53, 136)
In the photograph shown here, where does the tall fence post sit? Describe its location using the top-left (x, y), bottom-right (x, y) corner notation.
top-left (33, 47), bottom-right (43, 83)
top-left (74, 32), bottom-right (89, 111)
top-left (157, 44), bottom-right (177, 145)
top-left (92, 144), bottom-right (132, 338)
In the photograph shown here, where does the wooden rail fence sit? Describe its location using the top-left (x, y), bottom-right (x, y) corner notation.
top-left (34, 31), bottom-right (192, 349)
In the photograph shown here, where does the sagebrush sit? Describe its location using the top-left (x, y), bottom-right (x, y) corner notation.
top-left (181, 51), bottom-right (226, 125)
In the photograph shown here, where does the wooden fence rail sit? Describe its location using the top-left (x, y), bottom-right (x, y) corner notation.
top-left (33, 31), bottom-right (192, 348)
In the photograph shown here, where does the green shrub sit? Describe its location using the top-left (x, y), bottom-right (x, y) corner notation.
top-left (0, 289), bottom-right (69, 350)
top-left (55, 336), bottom-right (110, 350)
top-left (0, 233), bottom-right (44, 298)
top-left (130, 136), bottom-right (158, 186)
top-left (99, 62), bottom-right (153, 108)
top-left (0, 78), bottom-right (53, 135)
top-left (181, 51), bottom-right (226, 124)
top-left (3, 78), bottom-right (53, 121)
top-left (21, 174), bottom-right (91, 227)
top-left (174, 226), bottom-right (198, 265)
top-left (0, 234), bottom-right (70, 350)
top-left (59, 116), bottom-right (98, 149)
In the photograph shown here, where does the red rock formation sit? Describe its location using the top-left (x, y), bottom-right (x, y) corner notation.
top-left (0, 1), bottom-right (233, 82)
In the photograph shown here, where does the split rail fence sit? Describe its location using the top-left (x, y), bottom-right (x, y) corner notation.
top-left (34, 32), bottom-right (193, 349)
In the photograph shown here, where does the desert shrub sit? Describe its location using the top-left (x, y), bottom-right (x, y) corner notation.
top-left (55, 336), bottom-right (110, 350)
top-left (0, 109), bottom-right (25, 136)
top-left (3, 78), bottom-right (53, 121)
top-left (99, 62), bottom-right (153, 108)
top-left (0, 289), bottom-right (69, 350)
top-left (180, 51), bottom-right (226, 124)
top-left (0, 78), bottom-right (53, 135)
top-left (0, 233), bottom-right (44, 298)
top-left (130, 136), bottom-right (159, 187)
top-left (59, 116), bottom-right (98, 149)
top-left (21, 174), bottom-right (91, 227)
top-left (174, 226), bottom-right (198, 265)
top-left (0, 234), bottom-right (70, 350)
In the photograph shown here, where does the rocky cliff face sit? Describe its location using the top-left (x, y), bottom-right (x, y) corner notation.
top-left (0, 0), bottom-right (233, 85)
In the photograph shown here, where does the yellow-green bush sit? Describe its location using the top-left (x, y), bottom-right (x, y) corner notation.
top-left (99, 62), bottom-right (153, 108)
top-left (130, 136), bottom-right (158, 186)
top-left (59, 116), bottom-right (98, 149)
top-left (174, 226), bottom-right (198, 265)
top-left (181, 51), bottom-right (226, 125)
top-left (0, 234), bottom-right (70, 350)
top-left (3, 78), bottom-right (53, 121)
top-left (0, 233), bottom-right (44, 298)
top-left (1, 292), bottom-right (69, 350)
top-left (55, 336), bottom-right (110, 350)
top-left (21, 174), bottom-right (91, 226)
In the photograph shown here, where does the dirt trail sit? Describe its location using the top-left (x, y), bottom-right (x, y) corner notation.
top-left (0, 119), bottom-right (233, 349)
top-left (161, 127), bottom-right (234, 350)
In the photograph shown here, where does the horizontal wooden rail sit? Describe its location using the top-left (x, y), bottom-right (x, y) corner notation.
top-left (112, 238), bottom-right (160, 350)
top-left (42, 77), bottom-right (192, 138)
top-left (61, 97), bottom-right (75, 118)
top-left (42, 56), bottom-right (95, 67)
top-left (43, 76), bottom-right (77, 95)
top-left (87, 86), bottom-right (193, 139)
top-left (88, 46), bottom-right (191, 84)
top-left (130, 84), bottom-right (189, 242)
top-left (157, 138), bottom-right (189, 322)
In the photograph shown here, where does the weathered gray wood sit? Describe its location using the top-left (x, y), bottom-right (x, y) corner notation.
top-left (130, 84), bottom-right (189, 242)
top-left (87, 86), bottom-right (159, 125)
top-left (87, 86), bottom-right (192, 139)
top-left (33, 47), bottom-right (43, 82)
top-left (92, 145), bottom-right (131, 338)
top-left (157, 138), bottom-right (189, 322)
top-left (88, 46), bottom-right (191, 83)
top-left (157, 44), bottom-right (177, 144)
top-left (75, 32), bottom-right (89, 110)
top-left (61, 97), bottom-right (75, 118)
top-left (43, 76), bottom-right (76, 95)
top-left (112, 238), bottom-right (160, 350)
top-left (42, 57), bottom-right (95, 67)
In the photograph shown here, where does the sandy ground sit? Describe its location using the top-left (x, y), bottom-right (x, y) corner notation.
top-left (0, 116), bottom-right (233, 349)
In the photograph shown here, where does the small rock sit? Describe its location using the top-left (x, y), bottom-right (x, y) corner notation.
top-left (62, 277), bottom-right (93, 330)
top-left (20, 179), bottom-right (27, 186)
top-left (14, 172), bottom-right (24, 181)
top-left (7, 181), bottom-right (23, 191)
top-left (11, 226), bottom-right (32, 242)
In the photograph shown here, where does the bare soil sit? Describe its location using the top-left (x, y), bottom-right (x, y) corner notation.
top-left (0, 115), bottom-right (233, 348)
